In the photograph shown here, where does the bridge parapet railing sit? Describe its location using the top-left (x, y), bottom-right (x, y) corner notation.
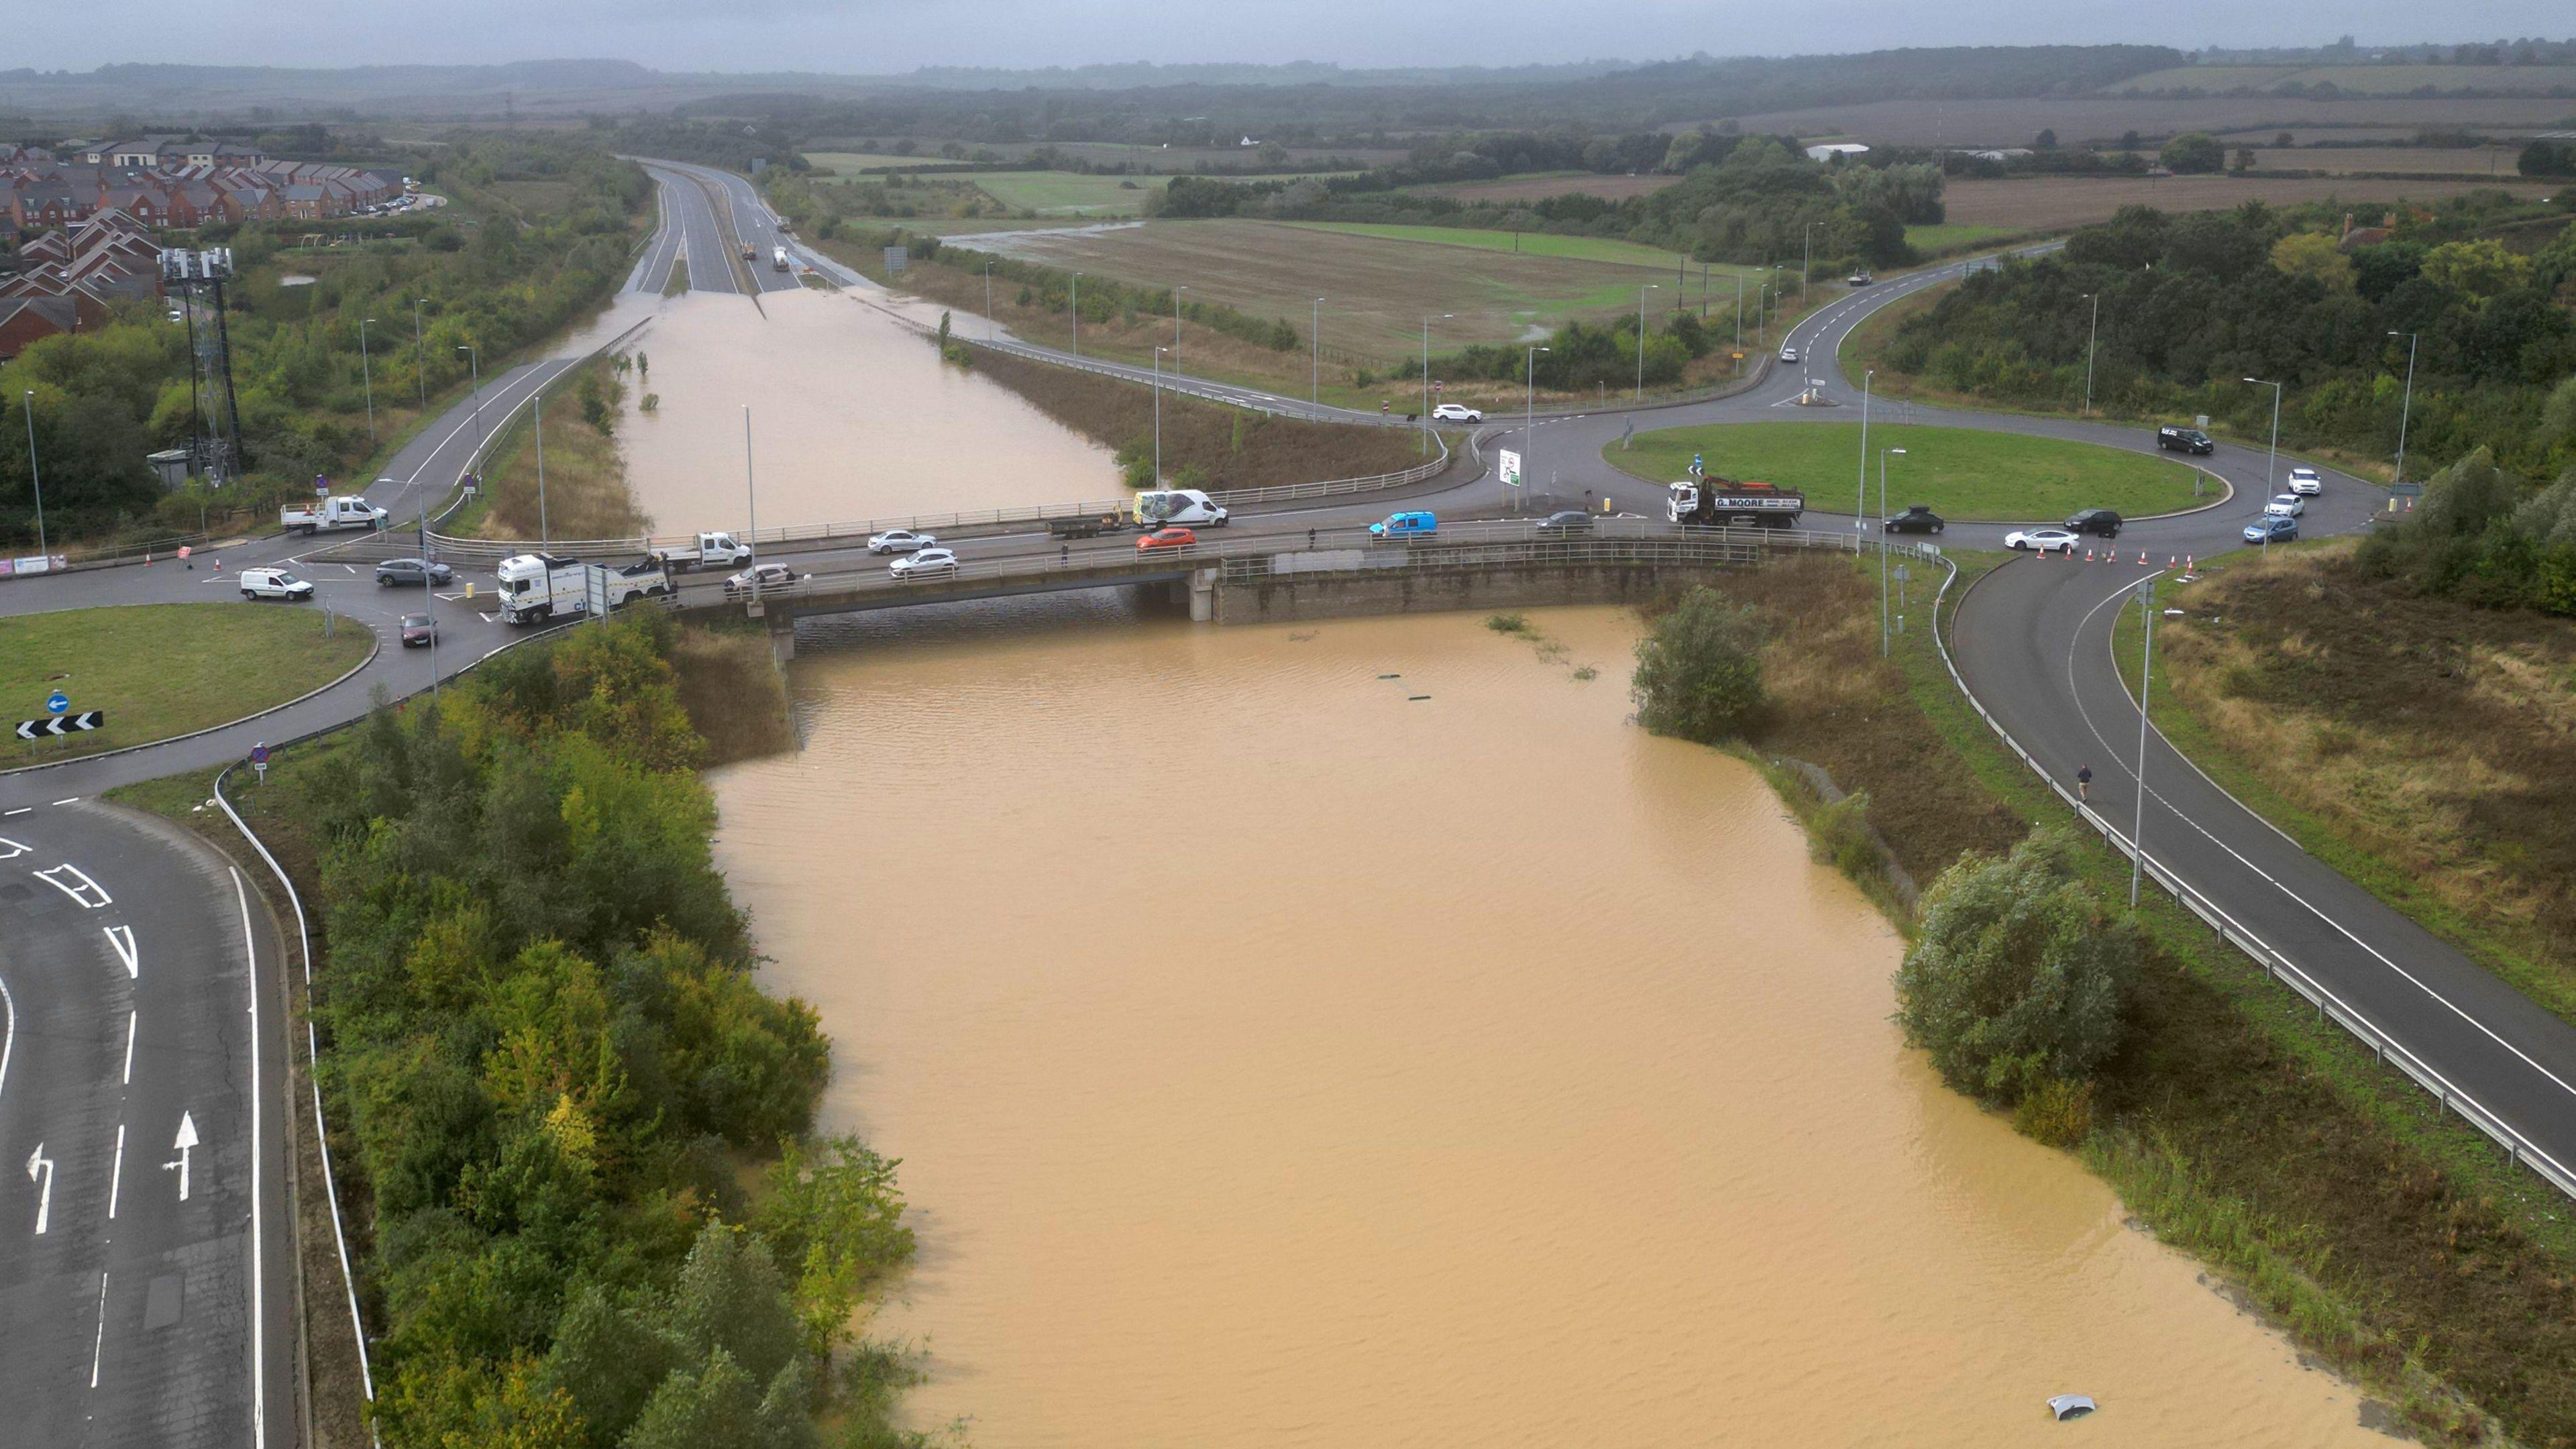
top-left (1925, 556), bottom-right (2576, 1203)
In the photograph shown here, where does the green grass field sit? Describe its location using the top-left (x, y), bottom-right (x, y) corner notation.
top-left (1904, 223), bottom-right (2020, 253)
top-left (802, 152), bottom-right (947, 173)
top-left (919, 170), bottom-right (1172, 215)
top-left (1, 602), bottom-right (374, 765)
top-left (1277, 221), bottom-right (1707, 271)
top-left (1607, 422), bottom-right (2210, 521)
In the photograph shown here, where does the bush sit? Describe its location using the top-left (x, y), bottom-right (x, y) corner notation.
top-left (1631, 588), bottom-right (1766, 743)
top-left (1894, 828), bottom-right (2141, 1106)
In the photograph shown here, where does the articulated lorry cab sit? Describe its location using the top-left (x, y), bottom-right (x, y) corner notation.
top-left (494, 553), bottom-right (672, 625)
top-left (771, 246), bottom-right (790, 272)
top-left (1667, 478), bottom-right (1804, 529)
top-left (1135, 488), bottom-right (1230, 528)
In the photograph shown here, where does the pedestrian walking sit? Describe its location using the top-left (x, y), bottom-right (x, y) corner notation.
top-left (2076, 763), bottom-right (2093, 801)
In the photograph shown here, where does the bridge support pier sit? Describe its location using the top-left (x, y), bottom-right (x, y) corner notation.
top-left (1187, 568), bottom-right (1216, 623)
top-left (767, 615), bottom-right (798, 665)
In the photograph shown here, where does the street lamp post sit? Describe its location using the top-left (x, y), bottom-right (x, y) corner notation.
top-left (2080, 292), bottom-right (2100, 417)
top-left (455, 344), bottom-right (484, 476)
top-left (1802, 222), bottom-right (1811, 289)
top-left (1879, 447), bottom-right (1907, 655)
top-left (2130, 578), bottom-right (2156, 908)
top-left (743, 405), bottom-right (761, 607)
top-left (984, 259), bottom-right (994, 341)
top-left (533, 394), bottom-right (549, 549)
top-left (1420, 312), bottom-right (1452, 455)
top-left (1311, 296), bottom-right (1324, 412)
top-left (1522, 345), bottom-right (1550, 515)
top-left (2242, 376), bottom-right (2283, 493)
top-left (1070, 272), bottom-right (1081, 358)
top-left (1172, 284), bottom-right (1187, 370)
top-left (1635, 284), bottom-right (1658, 402)
top-left (2387, 331), bottom-right (2419, 488)
top-left (1153, 347), bottom-right (1169, 486)
top-left (1857, 368), bottom-right (1873, 547)
top-left (410, 298), bottom-right (426, 409)
top-left (360, 317), bottom-right (377, 445)
top-left (21, 389), bottom-right (46, 561)
top-left (1733, 273), bottom-right (1744, 347)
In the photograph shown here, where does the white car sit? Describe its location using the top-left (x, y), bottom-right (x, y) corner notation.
top-left (2004, 527), bottom-right (2080, 554)
top-left (1430, 402), bottom-right (1483, 423)
top-left (2264, 494), bottom-right (2306, 518)
top-left (239, 568), bottom-right (314, 600)
top-left (890, 547), bottom-right (960, 580)
top-left (2287, 466), bottom-right (2323, 496)
top-left (1778, 345), bottom-right (1800, 364)
top-left (867, 528), bottom-right (938, 554)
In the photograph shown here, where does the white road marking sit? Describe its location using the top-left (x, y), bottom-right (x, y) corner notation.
top-left (121, 1010), bottom-right (136, 1085)
top-left (1, 809), bottom-right (29, 818)
top-left (164, 1113), bottom-right (197, 1201)
top-left (103, 924), bottom-right (138, 979)
top-left (0, 833), bottom-right (25, 853)
top-left (0, 972), bottom-right (12, 1109)
top-left (89, 1270), bottom-right (108, 1388)
top-left (106, 1122), bottom-right (125, 1220)
top-left (24, 1144), bottom-right (48, 1234)
top-left (51, 798), bottom-right (78, 806)
top-left (230, 865), bottom-right (268, 1449)
top-left (2058, 574), bottom-right (2576, 1116)
top-left (34, 863), bottom-right (111, 908)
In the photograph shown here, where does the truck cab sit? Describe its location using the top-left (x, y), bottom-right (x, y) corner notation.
top-left (771, 246), bottom-right (790, 272)
top-left (652, 531), bottom-right (751, 571)
top-left (282, 495), bottom-right (389, 534)
top-left (1135, 488), bottom-right (1230, 528)
top-left (495, 553), bottom-right (593, 625)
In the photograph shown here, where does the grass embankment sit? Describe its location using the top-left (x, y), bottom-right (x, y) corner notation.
top-left (1609, 421), bottom-right (2212, 521)
top-left (2112, 539), bottom-right (2576, 1028)
top-left (960, 343), bottom-right (1432, 490)
top-left (1275, 220), bottom-right (1700, 269)
top-left (1719, 551), bottom-right (2576, 1445)
top-left (472, 352), bottom-right (649, 542)
top-left (1, 602), bottom-right (372, 767)
top-left (113, 616), bottom-right (857, 1448)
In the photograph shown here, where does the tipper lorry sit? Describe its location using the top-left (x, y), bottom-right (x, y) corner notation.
top-left (1667, 477), bottom-right (1804, 529)
top-left (282, 495), bottom-right (388, 533)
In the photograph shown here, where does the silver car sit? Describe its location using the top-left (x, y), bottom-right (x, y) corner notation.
top-left (2263, 494), bottom-right (2306, 518)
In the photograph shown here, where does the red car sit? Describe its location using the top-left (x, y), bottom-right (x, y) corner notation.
top-left (1136, 526), bottom-right (1197, 552)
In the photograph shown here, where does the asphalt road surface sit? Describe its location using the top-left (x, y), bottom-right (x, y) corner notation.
top-left (0, 799), bottom-right (293, 1448)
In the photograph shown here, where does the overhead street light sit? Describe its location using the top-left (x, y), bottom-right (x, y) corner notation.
top-left (2241, 376), bottom-right (2282, 493)
top-left (1635, 284), bottom-right (1658, 402)
top-left (1879, 447), bottom-right (1907, 656)
top-left (1421, 313), bottom-right (1452, 455)
top-left (2130, 576), bottom-right (2157, 909)
top-left (1311, 296), bottom-right (1324, 412)
top-left (1153, 346), bottom-right (1170, 486)
top-left (359, 317), bottom-right (377, 445)
top-left (2387, 331), bottom-right (2419, 488)
top-left (1522, 345), bottom-right (1550, 514)
top-left (456, 344), bottom-right (484, 475)
top-left (2080, 292), bottom-right (2100, 417)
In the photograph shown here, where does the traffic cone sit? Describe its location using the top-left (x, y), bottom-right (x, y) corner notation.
top-left (2085, 548), bottom-right (2095, 562)
top-left (144, 551), bottom-right (152, 566)
top-left (2168, 555), bottom-right (2177, 568)
top-left (2139, 551), bottom-right (2148, 565)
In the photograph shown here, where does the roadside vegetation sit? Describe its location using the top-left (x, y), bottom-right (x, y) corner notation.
top-left (473, 352), bottom-right (649, 543)
top-left (196, 614), bottom-right (898, 1448)
top-left (1610, 421), bottom-right (2210, 521)
top-left (1660, 551), bottom-right (2576, 1445)
top-left (0, 602), bottom-right (372, 766)
top-left (1854, 191), bottom-right (2576, 482)
top-left (0, 133), bottom-right (649, 553)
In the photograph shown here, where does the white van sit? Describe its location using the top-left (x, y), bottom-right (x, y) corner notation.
top-left (239, 568), bottom-right (315, 600)
top-left (1134, 488), bottom-right (1230, 527)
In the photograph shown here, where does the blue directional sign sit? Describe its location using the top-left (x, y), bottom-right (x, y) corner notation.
top-left (45, 692), bottom-right (68, 714)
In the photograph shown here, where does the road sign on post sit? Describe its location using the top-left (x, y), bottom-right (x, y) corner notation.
top-left (15, 712), bottom-right (103, 741)
top-left (251, 742), bottom-right (270, 784)
top-left (46, 692), bottom-right (68, 714)
top-left (1499, 449), bottom-right (1523, 488)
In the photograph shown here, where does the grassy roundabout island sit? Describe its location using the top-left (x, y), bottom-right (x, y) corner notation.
top-left (1, 602), bottom-right (374, 767)
top-left (1607, 421), bottom-right (2216, 523)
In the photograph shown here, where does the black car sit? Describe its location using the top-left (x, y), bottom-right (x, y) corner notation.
top-left (2157, 425), bottom-right (2214, 455)
top-left (374, 557), bottom-right (455, 586)
top-left (1534, 510), bottom-right (1594, 535)
top-left (2065, 508), bottom-right (2123, 538)
top-left (1883, 504), bottom-right (1945, 535)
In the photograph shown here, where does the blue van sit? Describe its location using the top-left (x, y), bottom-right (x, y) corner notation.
top-left (1369, 510), bottom-right (1437, 539)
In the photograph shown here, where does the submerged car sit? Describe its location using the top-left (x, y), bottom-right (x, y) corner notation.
top-left (2003, 527), bottom-right (2079, 554)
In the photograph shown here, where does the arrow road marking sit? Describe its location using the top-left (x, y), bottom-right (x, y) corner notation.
top-left (103, 925), bottom-right (138, 979)
top-left (25, 1145), bottom-right (50, 1234)
top-left (164, 1113), bottom-right (197, 1202)
top-left (34, 863), bottom-right (112, 908)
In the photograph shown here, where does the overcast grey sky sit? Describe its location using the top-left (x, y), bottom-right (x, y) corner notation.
top-left (10, 0), bottom-right (2571, 73)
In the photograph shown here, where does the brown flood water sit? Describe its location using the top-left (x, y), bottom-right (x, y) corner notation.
top-left (711, 602), bottom-right (2392, 1449)
top-left (616, 288), bottom-right (1124, 532)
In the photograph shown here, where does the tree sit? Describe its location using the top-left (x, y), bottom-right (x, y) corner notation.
top-left (1894, 828), bottom-right (2141, 1105)
top-left (2269, 231), bottom-right (2353, 292)
top-left (1661, 131), bottom-right (1707, 174)
top-left (2231, 146), bottom-right (2257, 173)
top-left (2420, 239), bottom-right (2533, 301)
top-left (2520, 140), bottom-right (2576, 178)
top-left (541, 1287), bottom-right (682, 1447)
top-left (2033, 129), bottom-right (2057, 151)
top-left (670, 1222), bottom-right (802, 1388)
top-left (1630, 587), bottom-right (1766, 743)
top-left (2159, 131), bottom-right (2225, 174)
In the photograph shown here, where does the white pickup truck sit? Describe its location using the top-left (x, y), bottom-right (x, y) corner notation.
top-left (649, 530), bottom-right (753, 572)
top-left (282, 495), bottom-right (388, 534)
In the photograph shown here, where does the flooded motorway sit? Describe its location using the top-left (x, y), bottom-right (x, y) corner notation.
top-left (708, 600), bottom-right (2394, 1449)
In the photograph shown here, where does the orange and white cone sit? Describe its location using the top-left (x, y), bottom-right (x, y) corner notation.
top-left (2085, 548), bottom-right (2094, 562)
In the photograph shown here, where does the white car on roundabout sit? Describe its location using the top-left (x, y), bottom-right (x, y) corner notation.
top-left (2287, 466), bottom-right (2324, 496)
top-left (2003, 527), bottom-right (2080, 554)
top-left (2264, 494), bottom-right (2306, 518)
top-left (1430, 402), bottom-right (1483, 423)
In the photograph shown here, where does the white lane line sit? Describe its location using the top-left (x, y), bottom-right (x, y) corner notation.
top-left (230, 865), bottom-right (268, 1449)
top-left (89, 1270), bottom-right (108, 1388)
top-left (34, 863), bottom-right (112, 908)
top-left (0, 972), bottom-right (14, 1111)
top-left (3, 808), bottom-right (31, 818)
top-left (106, 1122), bottom-right (125, 1220)
top-left (103, 925), bottom-right (138, 979)
top-left (52, 798), bottom-right (78, 806)
top-left (0, 833), bottom-right (25, 853)
top-left (2059, 576), bottom-right (2576, 1112)
top-left (121, 1010), bottom-right (136, 1086)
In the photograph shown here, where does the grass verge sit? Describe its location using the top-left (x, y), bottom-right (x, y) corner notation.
top-left (1, 602), bottom-right (372, 768)
top-left (474, 352), bottom-right (648, 542)
top-left (1706, 549), bottom-right (2576, 1445)
top-left (1608, 421), bottom-right (2212, 521)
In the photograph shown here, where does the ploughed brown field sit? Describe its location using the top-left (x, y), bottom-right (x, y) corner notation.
top-left (2245, 146), bottom-right (2528, 176)
top-left (1943, 172), bottom-right (2553, 233)
top-left (1726, 95), bottom-right (2576, 149)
